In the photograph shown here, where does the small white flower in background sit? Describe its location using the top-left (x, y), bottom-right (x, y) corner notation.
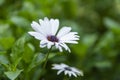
top-left (28, 17), bottom-right (79, 52)
top-left (52, 63), bottom-right (83, 77)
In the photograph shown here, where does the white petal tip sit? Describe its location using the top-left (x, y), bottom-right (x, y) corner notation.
top-left (28, 32), bottom-right (32, 35)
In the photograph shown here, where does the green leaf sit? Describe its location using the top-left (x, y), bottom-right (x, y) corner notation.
top-left (94, 31), bottom-right (114, 52)
top-left (95, 61), bottom-right (112, 69)
top-left (0, 37), bottom-right (15, 50)
top-left (0, 24), bottom-right (9, 35)
top-left (82, 34), bottom-right (97, 46)
top-left (0, 0), bottom-right (5, 6)
top-left (0, 51), bottom-right (6, 54)
top-left (11, 34), bottom-right (30, 62)
top-left (27, 53), bottom-right (45, 72)
top-left (10, 16), bottom-right (30, 28)
top-left (4, 69), bottom-right (23, 80)
top-left (23, 43), bottom-right (35, 63)
top-left (0, 54), bottom-right (9, 65)
top-left (13, 57), bottom-right (22, 69)
top-left (104, 18), bottom-right (120, 34)
top-left (104, 18), bottom-right (120, 29)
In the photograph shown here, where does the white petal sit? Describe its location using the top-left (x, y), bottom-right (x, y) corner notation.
top-left (50, 19), bottom-right (59, 35)
top-left (69, 72), bottom-right (72, 77)
top-left (68, 72), bottom-right (72, 77)
top-left (71, 72), bottom-right (77, 77)
top-left (62, 40), bottom-right (78, 44)
top-left (58, 46), bottom-right (63, 52)
top-left (55, 43), bottom-right (59, 49)
top-left (39, 17), bottom-right (52, 35)
top-left (77, 70), bottom-right (84, 76)
top-left (71, 67), bottom-right (83, 76)
top-left (60, 63), bottom-right (68, 67)
top-left (57, 69), bottom-right (64, 75)
top-left (59, 43), bottom-right (71, 52)
top-left (60, 32), bottom-right (79, 41)
top-left (57, 27), bottom-right (71, 38)
top-left (52, 64), bottom-right (64, 69)
top-left (31, 21), bottom-right (47, 36)
top-left (31, 21), bottom-right (40, 32)
top-left (52, 67), bottom-right (62, 70)
top-left (40, 40), bottom-right (47, 48)
top-left (28, 32), bottom-right (45, 40)
top-left (72, 68), bottom-right (80, 73)
top-left (59, 43), bottom-right (67, 50)
top-left (80, 71), bottom-right (84, 76)
top-left (65, 71), bottom-right (69, 75)
top-left (47, 41), bottom-right (54, 49)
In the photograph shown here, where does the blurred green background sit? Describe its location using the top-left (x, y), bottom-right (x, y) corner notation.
top-left (0, 0), bottom-right (120, 80)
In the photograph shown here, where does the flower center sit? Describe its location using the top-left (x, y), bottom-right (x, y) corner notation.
top-left (64, 67), bottom-right (72, 71)
top-left (47, 35), bottom-right (59, 42)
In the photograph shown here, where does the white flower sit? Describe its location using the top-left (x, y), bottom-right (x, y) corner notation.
top-left (52, 63), bottom-right (83, 77)
top-left (28, 17), bottom-right (79, 52)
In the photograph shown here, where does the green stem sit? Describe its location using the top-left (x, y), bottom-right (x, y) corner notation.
top-left (43, 47), bottom-right (52, 68)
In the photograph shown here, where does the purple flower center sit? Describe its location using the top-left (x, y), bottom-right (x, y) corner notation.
top-left (64, 67), bottom-right (72, 71)
top-left (47, 35), bottom-right (59, 42)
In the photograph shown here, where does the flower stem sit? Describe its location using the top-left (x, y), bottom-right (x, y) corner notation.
top-left (43, 47), bottom-right (52, 68)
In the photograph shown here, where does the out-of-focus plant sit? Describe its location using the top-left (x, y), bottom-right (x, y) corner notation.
top-left (0, 0), bottom-right (120, 80)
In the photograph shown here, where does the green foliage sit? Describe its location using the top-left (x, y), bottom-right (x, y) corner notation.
top-left (4, 69), bottom-right (23, 80)
top-left (0, 0), bottom-right (120, 80)
top-left (27, 53), bottom-right (45, 72)
top-left (0, 54), bottom-right (9, 66)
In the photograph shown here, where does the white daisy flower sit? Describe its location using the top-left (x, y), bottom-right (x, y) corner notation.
top-left (28, 17), bottom-right (79, 52)
top-left (52, 63), bottom-right (83, 77)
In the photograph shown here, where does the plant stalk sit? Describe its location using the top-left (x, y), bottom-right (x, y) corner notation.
top-left (43, 47), bottom-right (52, 68)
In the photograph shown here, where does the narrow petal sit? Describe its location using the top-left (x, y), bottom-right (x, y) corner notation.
top-left (60, 63), bottom-right (68, 67)
top-left (77, 70), bottom-right (84, 76)
top-left (60, 32), bottom-right (79, 41)
top-left (40, 40), bottom-right (47, 48)
top-left (52, 64), bottom-right (65, 69)
top-left (72, 72), bottom-right (77, 77)
top-left (65, 71), bottom-right (69, 75)
top-left (69, 72), bottom-right (72, 77)
top-left (59, 43), bottom-right (71, 52)
top-left (58, 46), bottom-right (63, 52)
top-left (55, 43), bottom-right (59, 49)
top-left (31, 21), bottom-right (40, 32)
top-left (67, 72), bottom-right (72, 77)
top-left (52, 64), bottom-right (60, 68)
top-left (57, 27), bottom-right (71, 38)
top-left (57, 69), bottom-right (64, 75)
top-left (28, 32), bottom-right (45, 40)
top-left (52, 67), bottom-right (62, 70)
top-left (31, 21), bottom-right (47, 36)
top-left (47, 41), bottom-right (54, 49)
top-left (50, 19), bottom-right (59, 35)
top-left (61, 40), bottom-right (78, 44)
